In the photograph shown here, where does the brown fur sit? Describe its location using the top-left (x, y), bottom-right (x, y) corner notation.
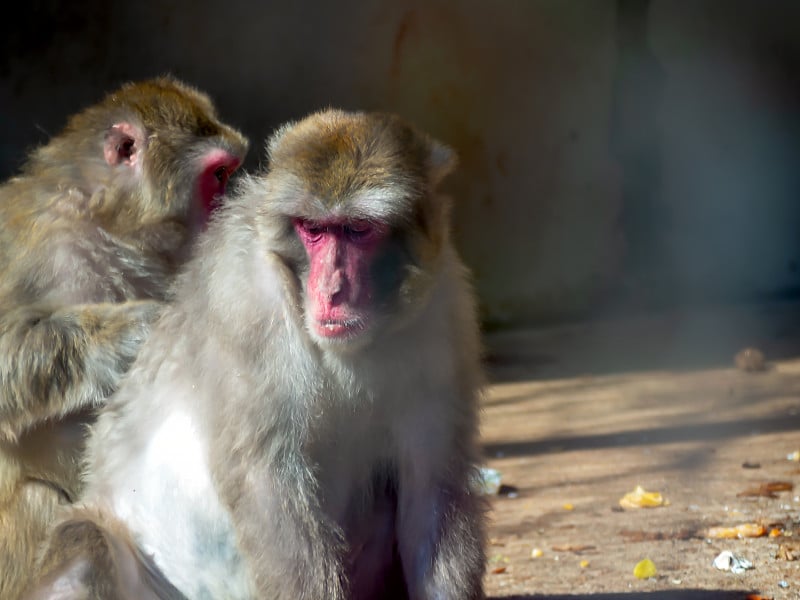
top-left (269, 112), bottom-right (435, 204)
top-left (0, 76), bottom-right (247, 600)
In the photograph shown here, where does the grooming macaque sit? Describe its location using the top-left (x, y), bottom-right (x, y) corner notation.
top-left (0, 77), bottom-right (248, 600)
top-left (29, 110), bottom-right (487, 599)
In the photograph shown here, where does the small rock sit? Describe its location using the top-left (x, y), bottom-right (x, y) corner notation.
top-left (734, 347), bottom-right (767, 372)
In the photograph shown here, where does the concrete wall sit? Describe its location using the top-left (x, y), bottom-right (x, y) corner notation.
top-left (2, 0), bottom-right (799, 329)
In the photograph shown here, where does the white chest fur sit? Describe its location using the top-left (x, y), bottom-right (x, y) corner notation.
top-left (106, 410), bottom-right (253, 600)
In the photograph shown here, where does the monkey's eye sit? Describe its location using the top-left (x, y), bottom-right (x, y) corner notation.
top-left (343, 221), bottom-right (376, 243)
top-left (294, 219), bottom-right (325, 243)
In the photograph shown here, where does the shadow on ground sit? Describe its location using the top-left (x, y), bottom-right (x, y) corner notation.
top-left (491, 591), bottom-right (753, 599)
top-left (484, 411), bottom-right (800, 459)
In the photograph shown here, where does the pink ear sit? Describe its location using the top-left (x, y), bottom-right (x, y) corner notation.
top-left (104, 122), bottom-right (144, 167)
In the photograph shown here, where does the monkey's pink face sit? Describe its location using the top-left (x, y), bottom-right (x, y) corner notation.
top-left (294, 218), bottom-right (388, 343)
top-left (197, 149), bottom-right (242, 222)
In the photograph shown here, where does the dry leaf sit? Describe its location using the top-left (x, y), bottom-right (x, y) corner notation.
top-left (551, 544), bottom-right (596, 554)
top-left (777, 542), bottom-right (800, 561)
top-left (737, 481), bottom-right (793, 498)
top-left (620, 528), bottom-right (696, 542)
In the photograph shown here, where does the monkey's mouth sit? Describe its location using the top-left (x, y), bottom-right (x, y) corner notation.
top-left (315, 318), bottom-right (366, 339)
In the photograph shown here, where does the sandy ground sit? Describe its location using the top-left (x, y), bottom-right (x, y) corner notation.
top-left (480, 302), bottom-right (800, 600)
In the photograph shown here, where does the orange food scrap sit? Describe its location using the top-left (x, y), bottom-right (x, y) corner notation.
top-left (491, 566), bottom-right (507, 574)
top-left (746, 595), bottom-right (773, 600)
top-left (706, 523), bottom-right (767, 539)
top-left (769, 528), bottom-right (782, 538)
top-left (620, 485), bottom-right (668, 509)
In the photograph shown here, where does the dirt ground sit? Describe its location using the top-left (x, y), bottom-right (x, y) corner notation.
top-left (479, 302), bottom-right (800, 600)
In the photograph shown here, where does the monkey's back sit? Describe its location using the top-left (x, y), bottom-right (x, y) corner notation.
top-left (0, 175), bottom-right (181, 306)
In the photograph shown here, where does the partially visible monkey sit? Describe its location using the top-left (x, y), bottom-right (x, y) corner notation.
top-left (0, 76), bottom-right (248, 600)
top-left (28, 109), bottom-right (487, 599)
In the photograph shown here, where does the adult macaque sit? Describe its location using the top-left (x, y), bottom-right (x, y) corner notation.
top-left (29, 109), bottom-right (487, 599)
top-left (0, 77), bottom-right (248, 600)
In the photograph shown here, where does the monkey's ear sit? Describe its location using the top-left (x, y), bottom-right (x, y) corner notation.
top-left (104, 122), bottom-right (145, 167)
top-left (427, 140), bottom-right (457, 187)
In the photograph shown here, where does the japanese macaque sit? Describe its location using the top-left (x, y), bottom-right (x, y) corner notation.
top-left (0, 77), bottom-right (248, 600)
top-left (28, 109), bottom-right (487, 599)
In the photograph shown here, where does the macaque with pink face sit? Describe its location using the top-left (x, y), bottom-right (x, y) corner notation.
top-left (0, 77), bottom-right (247, 600)
top-left (28, 109), bottom-right (487, 600)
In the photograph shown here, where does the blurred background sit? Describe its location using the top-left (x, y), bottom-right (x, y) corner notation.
top-left (2, 0), bottom-right (800, 339)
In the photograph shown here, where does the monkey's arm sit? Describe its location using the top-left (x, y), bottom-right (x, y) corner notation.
top-left (217, 442), bottom-right (348, 600)
top-left (0, 300), bottom-right (161, 440)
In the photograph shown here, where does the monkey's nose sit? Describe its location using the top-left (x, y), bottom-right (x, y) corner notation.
top-left (326, 270), bottom-right (348, 305)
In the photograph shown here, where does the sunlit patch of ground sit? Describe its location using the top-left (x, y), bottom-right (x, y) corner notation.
top-left (481, 304), bottom-right (800, 599)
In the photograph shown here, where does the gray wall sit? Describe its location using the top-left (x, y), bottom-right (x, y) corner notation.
top-left (2, 0), bottom-right (799, 329)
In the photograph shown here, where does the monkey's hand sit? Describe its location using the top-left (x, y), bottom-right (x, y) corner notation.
top-left (0, 300), bottom-right (163, 441)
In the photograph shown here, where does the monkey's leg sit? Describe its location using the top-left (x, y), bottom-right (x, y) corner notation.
top-left (0, 300), bottom-right (161, 440)
top-left (25, 510), bottom-right (187, 600)
top-left (397, 474), bottom-right (487, 600)
top-left (0, 481), bottom-right (61, 600)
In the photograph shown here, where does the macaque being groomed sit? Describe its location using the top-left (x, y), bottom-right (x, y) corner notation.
top-left (0, 77), bottom-right (248, 600)
top-left (28, 110), bottom-right (488, 599)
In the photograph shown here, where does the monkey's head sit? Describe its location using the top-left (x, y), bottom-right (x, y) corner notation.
top-left (59, 76), bottom-right (249, 233)
top-left (260, 109), bottom-right (457, 351)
